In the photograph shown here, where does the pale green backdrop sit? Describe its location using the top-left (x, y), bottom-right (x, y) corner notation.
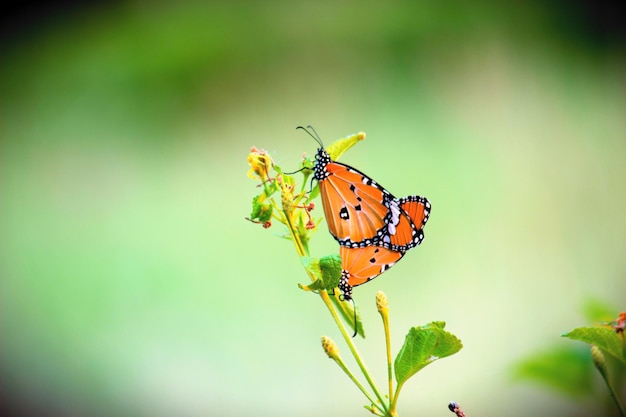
top-left (1, 2), bottom-right (625, 416)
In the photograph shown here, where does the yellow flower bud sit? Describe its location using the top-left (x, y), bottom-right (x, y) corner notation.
top-left (247, 147), bottom-right (273, 181)
top-left (321, 336), bottom-right (340, 359)
top-left (376, 291), bottom-right (389, 313)
top-left (591, 345), bottom-right (606, 371)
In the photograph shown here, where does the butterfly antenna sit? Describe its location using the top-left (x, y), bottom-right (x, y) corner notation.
top-left (296, 125), bottom-right (324, 148)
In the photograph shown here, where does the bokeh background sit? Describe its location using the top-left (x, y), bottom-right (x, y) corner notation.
top-left (1, 1), bottom-right (625, 416)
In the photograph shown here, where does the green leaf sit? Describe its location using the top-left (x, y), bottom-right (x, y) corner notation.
top-left (512, 345), bottom-right (593, 398)
top-left (562, 327), bottom-right (626, 365)
top-left (394, 322), bottom-right (462, 385)
top-left (301, 254), bottom-right (341, 291)
top-left (326, 132), bottom-right (365, 161)
top-left (304, 132), bottom-right (363, 203)
top-left (300, 255), bottom-right (363, 337)
top-left (300, 256), bottom-right (323, 291)
top-left (319, 254), bottom-right (341, 289)
top-left (273, 164), bottom-right (285, 175)
top-left (250, 195), bottom-right (272, 222)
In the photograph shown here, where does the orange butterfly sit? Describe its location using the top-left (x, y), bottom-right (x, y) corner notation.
top-left (300, 126), bottom-right (431, 300)
top-left (313, 143), bottom-right (430, 252)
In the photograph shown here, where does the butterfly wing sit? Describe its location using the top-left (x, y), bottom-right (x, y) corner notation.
top-left (381, 195), bottom-right (431, 251)
top-left (338, 245), bottom-right (404, 301)
top-left (399, 196), bottom-right (431, 228)
top-left (316, 148), bottom-right (394, 246)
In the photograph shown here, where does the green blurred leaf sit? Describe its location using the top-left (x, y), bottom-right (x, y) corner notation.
top-left (301, 254), bottom-right (341, 292)
top-left (512, 345), bottom-right (593, 398)
top-left (563, 327), bottom-right (626, 365)
top-left (303, 133), bottom-right (363, 204)
top-left (394, 322), bottom-right (462, 385)
top-left (250, 195), bottom-right (272, 222)
top-left (583, 299), bottom-right (619, 322)
top-left (326, 132), bottom-right (365, 161)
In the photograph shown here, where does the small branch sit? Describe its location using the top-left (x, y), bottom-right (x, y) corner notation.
top-left (592, 346), bottom-right (626, 417)
top-left (321, 336), bottom-right (384, 415)
top-left (319, 291), bottom-right (389, 414)
top-left (376, 292), bottom-right (394, 405)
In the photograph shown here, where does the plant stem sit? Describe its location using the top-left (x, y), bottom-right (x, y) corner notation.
top-left (603, 375), bottom-right (626, 417)
top-left (332, 350), bottom-right (383, 414)
top-left (389, 382), bottom-right (404, 417)
top-left (595, 354), bottom-right (626, 417)
top-left (319, 290), bottom-right (389, 415)
top-left (382, 311), bottom-right (393, 405)
top-left (282, 184), bottom-right (389, 414)
top-left (283, 209), bottom-right (307, 257)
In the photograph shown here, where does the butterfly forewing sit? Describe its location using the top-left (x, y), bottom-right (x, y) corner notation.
top-left (318, 159), bottom-right (392, 246)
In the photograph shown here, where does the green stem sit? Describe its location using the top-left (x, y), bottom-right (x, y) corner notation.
top-left (389, 382), bottom-right (403, 417)
top-left (332, 353), bottom-right (383, 414)
top-left (282, 207), bottom-right (308, 257)
top-left (604, 375), bottom-right (626, 417)
top-left (596, 360), bottom-right (625, 417)
top-left (319, 291), bottom-right (389, 415)
top-left (382, 313), bottom-right (394, 405)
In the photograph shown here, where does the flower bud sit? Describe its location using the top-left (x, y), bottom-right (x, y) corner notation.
top-left (321, 336), bottom-right (339, 359)
top-left (247, 147), bottom-right (273, 181)
top-left (376, 291), bottom-right (389, 313)
top-left (591, 345), bottom-right (606, 372)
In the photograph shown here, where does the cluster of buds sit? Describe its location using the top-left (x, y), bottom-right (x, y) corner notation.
top-left (246, 146), bottom-right (320, 250)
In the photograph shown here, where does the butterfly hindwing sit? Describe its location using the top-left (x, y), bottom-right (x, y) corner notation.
top-left (339, 245), bottom-right (404, 301)
top-left (381, 195), bottom-right (431, 251)
top-left (399, 196), bottom-right (431, 229)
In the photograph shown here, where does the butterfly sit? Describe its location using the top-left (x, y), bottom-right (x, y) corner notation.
top-left (299, 126), bottom-right (431, 301)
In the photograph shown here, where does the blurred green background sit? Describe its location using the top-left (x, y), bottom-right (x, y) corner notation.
top-left (1, 1), bottom-right (625, 416)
